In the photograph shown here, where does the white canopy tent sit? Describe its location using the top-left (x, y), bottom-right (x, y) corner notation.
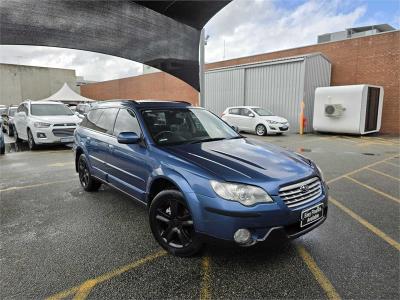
top-left (41, 83), bottom-right (94, 104)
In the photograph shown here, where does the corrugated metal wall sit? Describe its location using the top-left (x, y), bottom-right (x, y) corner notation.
top-left (205, 68), bottom-right (244, 115)
top-left (303, 55), bottom-right (332, 132)
top-left (205, 54), bottom-right (331, 132)
top-left (244, 59), bottom-right (305, 130)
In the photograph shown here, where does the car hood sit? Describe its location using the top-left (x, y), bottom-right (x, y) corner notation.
top-left (263, 116), bottom-right (288, 123)
top-left (162, 138), bottom-right (314, 193)
top-left (31, 115), bottom-right (81, 124)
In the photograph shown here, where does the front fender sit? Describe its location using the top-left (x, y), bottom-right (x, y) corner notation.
top-left (146, 167), bottom-right (208, 233)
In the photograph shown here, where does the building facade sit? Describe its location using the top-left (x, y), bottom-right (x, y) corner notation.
top-left (205, 53), bottom-right (331, 132)
top-left (81, 30), bottom-right (399, 134)
top-left (0, 64), bottom-right (79, 106)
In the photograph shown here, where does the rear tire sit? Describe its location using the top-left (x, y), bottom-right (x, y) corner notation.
top-left (255, 124), bottom-right (267, 136)
top-left (78, 154), bottom-right (102, 192)
top-left (149, 190), bottom-right (203, 257)
top-left (27, 129), bottom-right (38, 150)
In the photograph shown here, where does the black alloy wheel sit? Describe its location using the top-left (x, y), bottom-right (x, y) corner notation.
top-left (78, 155), bottom-right (101, 192)
top-left (149, 190), bottom-right (202, 257)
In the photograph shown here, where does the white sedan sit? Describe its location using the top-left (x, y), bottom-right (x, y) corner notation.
top-left (13, 100), bottom-right (82, 150)
top-left (221, 106), bottom-right (289, 136)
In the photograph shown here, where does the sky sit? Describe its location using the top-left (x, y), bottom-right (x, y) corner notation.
top-left (0, 0), bottom-right (398, 82)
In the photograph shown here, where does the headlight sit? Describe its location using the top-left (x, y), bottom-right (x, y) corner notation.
top-left (34, 122), bottom-right (51, 128)
top-left (210, 180), bottom-right (273, 206)
top-left (266, 120), bottom-right (279, 124)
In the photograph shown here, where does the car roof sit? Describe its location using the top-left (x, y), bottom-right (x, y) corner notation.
top-left (225, 106), bottom-right (260, 109)
top-left (26, 100), bottom-right (65, 105)
top-left (92, 99), bottom-right (193, 109)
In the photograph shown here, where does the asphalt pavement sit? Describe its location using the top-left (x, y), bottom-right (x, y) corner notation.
top-left (0, 133), bottom-right (399, 299)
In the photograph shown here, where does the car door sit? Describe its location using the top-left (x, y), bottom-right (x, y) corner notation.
top-left (225, 108), bottom-right (241, 127)
top-left (237, 108), bottom-right (254, 130)
top-left (14, 104), bottom-right (28, 140)
top-left (82, 108), bottom-right (118, 180)
top-left (107, 108), bottom-right (150, 201)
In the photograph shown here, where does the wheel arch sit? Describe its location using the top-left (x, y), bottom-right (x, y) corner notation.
top-left (146, 174), bottom-right (193, 208)
top-left (75, 146), bottom-right (84, 172)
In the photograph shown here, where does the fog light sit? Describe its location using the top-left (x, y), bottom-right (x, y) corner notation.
top-left (234, 229), bottom-right (252, 244)
top-left (37, 132), bottom-right (46, 138)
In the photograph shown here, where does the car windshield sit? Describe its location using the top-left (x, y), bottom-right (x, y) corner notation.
top-left (252, 107), bottom-right (274, 116)
top-left (142, 108), bottom-right (240, 145)
top-left (31, 104), bottom-right (74, 116)
top-left (8, 108), bottom-right (17, 116)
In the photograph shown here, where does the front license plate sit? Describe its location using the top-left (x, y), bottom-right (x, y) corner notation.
top-left (60, 137), bottom-right (74, 143)
top-left (300, 204), bottom-right (324, 227)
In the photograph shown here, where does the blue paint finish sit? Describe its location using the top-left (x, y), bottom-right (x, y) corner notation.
top-left (74, 100), bottom-right (328, 242)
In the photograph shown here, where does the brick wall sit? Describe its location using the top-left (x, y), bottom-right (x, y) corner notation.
top-left (81, 31), bottom-right (399, 134)
top-left (81, 71), bottom-right (199, 106)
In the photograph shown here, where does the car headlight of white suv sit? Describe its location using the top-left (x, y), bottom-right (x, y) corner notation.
top-left (210, 180), bottom-right (273, 206)
top-left (33, 122), bottom-right (51, 128)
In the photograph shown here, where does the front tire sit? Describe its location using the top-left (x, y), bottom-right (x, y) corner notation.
top-left (149, 190), bottom-right (203, 257)
top-left (78, 155), bottom-right (102, 192)
top-left (27, 129), bottom-right (38, 150)
top-left (8, 125), bottom-right (14, 137)
top-left (14, 127), bottom-right (21, 142)
top-left (256, 124), bottom-right (267, 136)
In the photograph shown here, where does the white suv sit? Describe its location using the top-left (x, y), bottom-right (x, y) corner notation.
top-left (221, 106), bottom-right (289, 136)
top-left (14, 100), bottom-right (81, 149)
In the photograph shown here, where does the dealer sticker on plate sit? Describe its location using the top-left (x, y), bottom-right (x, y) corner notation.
top-left (300, 203), bottom-right (324, 227)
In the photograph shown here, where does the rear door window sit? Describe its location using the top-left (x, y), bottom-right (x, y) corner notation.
top-left (240, 108), bottom-right (252, 117)
top-left (82, 108), bottom-right (118, 134)
top-left (229, 108), bottom-right (240, 115)
top-left (95, 108), bottom-right (119, 134)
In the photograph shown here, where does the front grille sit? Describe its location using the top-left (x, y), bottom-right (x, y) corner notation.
top-left (279, 126), bottom-right (288, 131)
top-left (279, 177), bottom-right (322, 208)
top-left (54, 123), bottom-right (76, 126)
top-left (52, 128), bottom-right (75, 137)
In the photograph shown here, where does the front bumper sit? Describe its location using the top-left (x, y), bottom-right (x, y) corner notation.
top-left (267, 123), bottom-right (290, 133)
top-left (32, 126), bottom-right (76, 144)
top-left (190, 186), bottom-right (328, 244)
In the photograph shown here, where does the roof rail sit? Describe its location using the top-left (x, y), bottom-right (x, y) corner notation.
top-left (173, 101), bottom-right (192, 105)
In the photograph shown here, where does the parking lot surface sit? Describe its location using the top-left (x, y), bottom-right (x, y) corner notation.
top-left (1, 133), bottom-right (399, 299)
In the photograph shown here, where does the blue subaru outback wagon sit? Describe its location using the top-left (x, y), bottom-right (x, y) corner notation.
top-left (73, 100), bottom-right (328, 256)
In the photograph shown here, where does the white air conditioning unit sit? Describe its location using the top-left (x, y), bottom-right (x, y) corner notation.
top-left (324, 104), bottom-right (346, 117)
top-left (313, 85), bottom-right (384, 135)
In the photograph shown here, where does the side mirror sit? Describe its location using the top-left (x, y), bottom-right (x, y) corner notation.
top-left (231, 125), bottom-right (239, 132)
top-left (117, 132), bottom-right (140, 144)
top-left (248, 113), bottom-right (255, 117)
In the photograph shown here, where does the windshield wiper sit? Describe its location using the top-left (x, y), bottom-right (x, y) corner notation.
top-left (189, 137), bottom-right (227, 144)
top-left (229, 136), bottom-right (245, 139)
